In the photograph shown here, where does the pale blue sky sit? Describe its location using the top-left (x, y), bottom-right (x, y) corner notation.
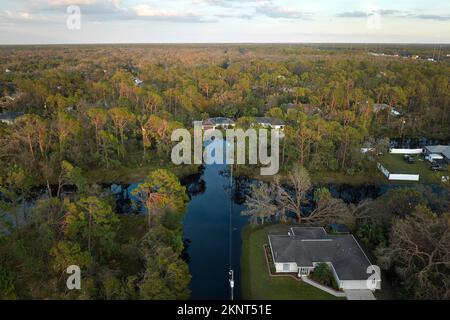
top-left (0, 0), bottom-right (449, 44)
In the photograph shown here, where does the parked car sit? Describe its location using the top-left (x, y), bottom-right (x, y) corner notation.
top-left (431, 164), bottom-right (447, 171)
top-left (403, 155), bottom-right (415, 164)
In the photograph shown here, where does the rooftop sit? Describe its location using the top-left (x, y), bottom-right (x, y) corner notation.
top-left (269, 227), bottom-right (372, 280)
top-left (0, 111), bottom-right (23, 123)
top-left (254, 117), bottom-right (285, 126)
top-left (202, 117), bottom-right (235, 126)
top-left (425, 145), bottom-right (450, 159)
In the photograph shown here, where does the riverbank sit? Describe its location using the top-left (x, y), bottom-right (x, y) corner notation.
top-left (86, 161), bottom-right (200, 184)
top-left (235, 163), bottom-right (447, 186)
top-left (241, 224), bottom-right (344, 300)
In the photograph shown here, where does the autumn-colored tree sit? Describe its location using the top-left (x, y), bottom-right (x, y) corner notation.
top-left (86, 108), bottom-right (108, 150)
top-left (109, 107), bottom-right (135, 149)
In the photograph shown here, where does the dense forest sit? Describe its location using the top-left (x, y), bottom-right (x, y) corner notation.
top-left (0, 44), bottom-right (449, 299)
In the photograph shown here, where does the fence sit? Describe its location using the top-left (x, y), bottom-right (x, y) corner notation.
top-left (377, 163), bottom-right (420, 181)
top-left (388, 174), bottom-right (420, 181)
top-left (389, 148), bottom-right (423, 154)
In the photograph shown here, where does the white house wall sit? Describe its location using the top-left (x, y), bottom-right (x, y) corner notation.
top-left (339, 280), bottom-right (380, 290)
top-left (274, 262), bottom-right (298, 273)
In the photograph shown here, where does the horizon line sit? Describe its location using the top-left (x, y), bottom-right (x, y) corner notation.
top-left (0, 41), bottom-right (449, 46)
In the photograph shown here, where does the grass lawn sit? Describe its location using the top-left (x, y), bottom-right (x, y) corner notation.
top-left (237, 165), bottom-right (386, 186)
top-left (380, 153), bottom-right (448, 183)
top-left (241, 224), bottom-right (344, 300)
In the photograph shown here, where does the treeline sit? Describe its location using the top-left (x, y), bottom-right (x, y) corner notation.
top-left (0, 167), bottom-right (190, 300)
top-left (1, 45), bottom-right (449, 180)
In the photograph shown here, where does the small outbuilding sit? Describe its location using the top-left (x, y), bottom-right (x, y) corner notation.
top-left (0, 111), bottom-right (23, 125)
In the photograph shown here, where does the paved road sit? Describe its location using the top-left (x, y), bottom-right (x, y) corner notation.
top-left (344, 290), bottom-right (376, 300)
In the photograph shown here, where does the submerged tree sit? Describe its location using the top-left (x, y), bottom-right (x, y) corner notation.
top-left (377, 205), bottom-right (450, 299)
top-left (275, 165), bottom-right (311, 223)
top-left (242, 182), bottom-right (278, 224)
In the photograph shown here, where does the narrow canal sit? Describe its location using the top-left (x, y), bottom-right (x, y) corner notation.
top-left (182, 139), bottom-right (248, 300)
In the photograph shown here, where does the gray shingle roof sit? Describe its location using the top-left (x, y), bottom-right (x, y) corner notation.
top-left (425, 145), bottom-right (450, 159)
top-left (269, 227), bottom-right (373, 280)
top-left (0, 112), bottom-right (23, 123)
top-left (254, 117), bottom-right (285, 126)
top-left (202, 117), bottom-right (235, 126)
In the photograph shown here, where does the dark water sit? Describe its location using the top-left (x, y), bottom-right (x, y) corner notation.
top-left (12, 139), bottom-right (449, 300)
top-left (389, 137), bottom-right (450, 148)
top-left (182, 163), bottom-right (248, 300)
top-left (181, 139), bottom-right (249, 300)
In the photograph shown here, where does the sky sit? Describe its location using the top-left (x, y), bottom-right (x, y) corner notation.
top-left (0, 0), bottom-right (449, 44)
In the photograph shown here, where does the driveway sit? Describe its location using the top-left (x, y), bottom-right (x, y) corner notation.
top-left (344, 290), bottom-right (376, 300)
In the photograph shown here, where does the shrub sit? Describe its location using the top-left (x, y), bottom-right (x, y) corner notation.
top-left (310, 263), bottom-right (338, 290)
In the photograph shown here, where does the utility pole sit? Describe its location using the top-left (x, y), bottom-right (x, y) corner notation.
top-left (229, 270), bottom-right (234, 301)
top-left (229, 155), bottom-right (234, 301)
top-left (400, 119), bottom-right (406, 147)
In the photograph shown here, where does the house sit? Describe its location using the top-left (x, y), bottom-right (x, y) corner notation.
top-left (0, 112), bottom-right (23, 125)
top-left (268, 227), bottom-right (381, 291)
top-left (424, 145), bottom-right (450, 163)
top-left (201, 117), bottom-right (236, 130)
top-left (373, 103), bottom-right (389, 113)
top-left (134, 78), bottom-right (143, 86)
top-left (373, 103), bottom-right (401, 116)
top-left (254, 117), bottom-right (285, 131)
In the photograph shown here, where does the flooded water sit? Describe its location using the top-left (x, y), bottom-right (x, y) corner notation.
top-left (7, 137), bottom-right (449, 300)
top-left (182, 139), bottom-right (248, 300)
top-left (182, 163), bottom-right (248, 300)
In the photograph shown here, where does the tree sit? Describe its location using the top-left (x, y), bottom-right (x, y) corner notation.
top-left (132, 170), bottom-right (188, 229)
top-left (13, 114), bottom-right (48, 162)
top-left (0, 165), bottom-right (34, 231)
top-left (86, 108), bottom-right (108, 151)
top-left (306, 187), bottom-right (352, 226)
top-left (143, 91), bottom-right (163, 114)
top-left (99, 130), bottom-right (123, 166)
top-left (242, 182), bottom-right (278, 224)
top-left (137, 114), bottom-right (151, 159)
top-left (0, 266), bottom-right (16, 300)
top-left (50, 241), bottom-right (92, 274)
top-left (64, 197), bottom-right (119, 256)
top-left (109, 107), bottom-right (135, 148)
top-left (56, 112), bottom-right (81, 155)
top-left (139, 245), bottom-right (190, 300)
top-left (377, 206), bottom-right (450, 299)
top-left (56, 160), bottom-right (88, 199)
top-left (276, 165), bottom-right (311, 222)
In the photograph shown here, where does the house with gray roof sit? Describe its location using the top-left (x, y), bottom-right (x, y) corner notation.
top-left (254, 117), bottom-right (285, 130)
top-left (201, 117), bottom-right (236, 130)
top-left (268, 227), bottom-right (381, 291)
top-left (0, 112), bottom-right (23, 125)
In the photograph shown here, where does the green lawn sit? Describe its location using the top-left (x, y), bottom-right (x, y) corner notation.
top-left (241, 224), bottom-right (344, 300)
top-left (380, 153), bottom-right (448, 183)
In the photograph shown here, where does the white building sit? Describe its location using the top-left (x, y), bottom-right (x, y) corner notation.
top-left (424, 145), bottom-right (450, 163)
top-left (201, 117), bottom-right (236, 130)
top-left (253, 117), bottom-right (285, 131)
